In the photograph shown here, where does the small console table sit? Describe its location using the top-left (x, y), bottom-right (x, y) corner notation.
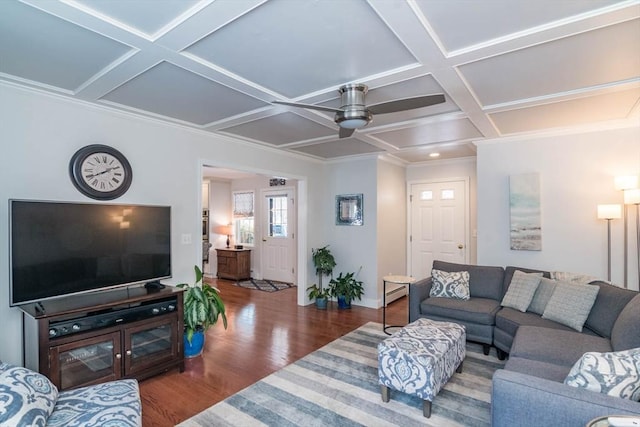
top-left (382, 275), bottom-right (416, 335)
top-left (216, 248), bottom-right (251, 281)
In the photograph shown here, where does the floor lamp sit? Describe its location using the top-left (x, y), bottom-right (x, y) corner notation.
top-left (615, 175), bottom-right (639, 288)
top-left (624, 189), bottom-right (640, 288)
top-left (597, 204), bottom-right (622, 282)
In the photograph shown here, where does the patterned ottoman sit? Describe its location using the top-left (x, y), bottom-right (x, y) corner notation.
top-left (377, 318), bottom-right (466, 417)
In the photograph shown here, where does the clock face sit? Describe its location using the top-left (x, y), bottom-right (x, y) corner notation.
top-left (70, 145), bottom-right (132, 200)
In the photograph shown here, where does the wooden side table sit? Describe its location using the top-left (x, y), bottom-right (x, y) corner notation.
top-left (216, 248), bottom-right (251, 281)
top-left (382, 275), bottom-right (416, 335)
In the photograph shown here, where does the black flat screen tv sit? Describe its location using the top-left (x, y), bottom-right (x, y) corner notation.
top-left (10, 200), bottom-right (171, 306)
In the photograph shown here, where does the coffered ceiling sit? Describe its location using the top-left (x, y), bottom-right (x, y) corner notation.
top-left (1, 0), bottom-right (639, 163)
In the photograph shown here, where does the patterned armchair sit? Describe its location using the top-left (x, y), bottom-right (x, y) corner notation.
top-left (0, 362), bottom-right (141, 426)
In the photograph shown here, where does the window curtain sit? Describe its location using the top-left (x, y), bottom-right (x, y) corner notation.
top-left (233, 192), bottom-right (254, 217)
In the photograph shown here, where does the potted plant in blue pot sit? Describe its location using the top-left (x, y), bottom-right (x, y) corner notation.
top-left (328, 269), bottom-right (364, 309)
top-left (306, 284), bottom-right (330, 309)
top-left (177, 265), bottom-right (227, 358)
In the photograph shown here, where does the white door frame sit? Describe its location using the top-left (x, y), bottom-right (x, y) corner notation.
top-left (406, 177), bottom-right (470, 275)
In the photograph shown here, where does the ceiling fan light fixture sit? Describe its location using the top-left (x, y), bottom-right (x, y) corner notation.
top-left (338, 118), bottom-right (369, 129)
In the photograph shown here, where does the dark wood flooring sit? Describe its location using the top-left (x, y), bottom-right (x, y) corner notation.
top-left (139, 278), bottom-right (408, 426)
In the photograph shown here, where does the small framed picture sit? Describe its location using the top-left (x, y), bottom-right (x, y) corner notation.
top-left (336, 194), bottom-right (363, 226)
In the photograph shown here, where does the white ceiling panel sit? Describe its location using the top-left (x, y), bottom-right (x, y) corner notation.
top-left (220, 112), bottom-right (336, 145)
top-left (183, 0), bottom-right (417, 97)
top-left (371, 118), bottom-right (482, 148)
top-left (0, 1), bottom-right (131, 91)
top-left (415, 0), bottom-right (619, 52)
top-left (101, 62), bottom-right (268, 125)
top-left (1, 0), bottom-right (638, 164)
top-left (490, 88), bottom-right (640, 134)
top-left (290, 138), bottom-right (383, 159)
top-left (459, 18), bottom-right (640, 106)
top-left (77, 0), bottom-right (201, 37)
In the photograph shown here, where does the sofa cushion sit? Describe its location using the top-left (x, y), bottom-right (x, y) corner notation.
top-left (501, 271), bottom-right (542, 312)
top-left (510, 326), bottom-right (612, 368)
top-left (429, 269), bottom-right (470, 300)
top-left (503, 266), bottom-right (551, 295)
top-left (586, 282), bottom-right (638, 339)
top-left (542, 281), bottom-right (599, 331)
top-left (505, 356), bottom-right (574, 382)
top-left (0, 362), bottom-right (58, 427)
top-left (611, 294), bottom-right (640, 351)
top-left (420, 297), bottom-right (500, 326)
top-left (49, 379), bottom-right (141, 427)
top-left (433, 260), bottom-right (504, 300)
top-left (527, 277), bottom-right (557, 315)
top-left (496, 307), bottom-right (576, 337)
top-left (564, 348), bottom-right (640, 401)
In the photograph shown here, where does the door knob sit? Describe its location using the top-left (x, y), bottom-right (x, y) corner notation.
top-left (458, 244), bottom-right (464, 249)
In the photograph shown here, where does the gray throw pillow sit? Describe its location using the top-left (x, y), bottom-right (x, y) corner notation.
top-left (564, 348), bottom-right (640, 401)
top-left (501, 270), bottom-right (543, 312)
top-left (542, 281), bottom-right (599, 331)
top-left (430, 269), bottom-right (470, 300)
top-left (527, 277), bottom-right (557, 315)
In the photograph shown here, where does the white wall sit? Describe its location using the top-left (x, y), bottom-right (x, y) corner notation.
top-left (0, 84), bottom-right (326, 365)
top-left (376, 159), bottom-right (408, 304)
top-left (407, 157), bottom-right (477, 264)
top-left (206, 179), bottom-right (232, 277)
top-left (326, 157), bottom-right (379, 307)
top-left (476, 126), bottom-right (640, 290)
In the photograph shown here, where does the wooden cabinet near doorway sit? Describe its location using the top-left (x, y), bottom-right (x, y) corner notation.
top-left (216, 248), bottom-right (251, 281)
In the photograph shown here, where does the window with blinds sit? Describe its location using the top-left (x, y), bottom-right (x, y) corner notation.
top-left (233, 191), bottom-right (254, 245)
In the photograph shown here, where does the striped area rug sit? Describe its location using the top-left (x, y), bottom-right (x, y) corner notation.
top-left (177, 322), bottom-right (505, 427)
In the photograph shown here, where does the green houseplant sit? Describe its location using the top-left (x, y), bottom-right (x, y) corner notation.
top-left (177, 265), bottom-right (228, 357)
top-left (311, 245), bottom-right (336, 291)
top-left (328, 268), bottom-right (364, 309)
top-left (306, 284), bottom-right (330, 309)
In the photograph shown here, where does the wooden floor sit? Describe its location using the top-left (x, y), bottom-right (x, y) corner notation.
top-left (139, 278), bottom-right (408, 426)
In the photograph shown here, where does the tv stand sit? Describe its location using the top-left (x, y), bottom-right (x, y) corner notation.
top-left (20, 286), bottom-right (184, 391)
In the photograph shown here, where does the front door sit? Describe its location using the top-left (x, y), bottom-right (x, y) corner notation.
top-left (409, 180), bottom-right (468, 279)
top-left (261, 189), bottom-right (295, 284)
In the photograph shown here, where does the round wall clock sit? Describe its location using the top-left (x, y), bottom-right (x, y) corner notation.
top-left (69, 144), bottom-right (133, 200)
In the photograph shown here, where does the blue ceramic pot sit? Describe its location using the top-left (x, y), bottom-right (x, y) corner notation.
top-left (315, 297), bottom-right (328, 310)
top-left (337, 295), bottom-right (351, 309)
top-left (184, 330), bottom-right (205, 358)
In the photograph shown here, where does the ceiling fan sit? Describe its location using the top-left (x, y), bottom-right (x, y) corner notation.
top-left (273, 83), bottom-right (445, 138)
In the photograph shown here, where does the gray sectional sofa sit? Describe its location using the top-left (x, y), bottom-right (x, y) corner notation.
top-left (408, 260), bottom-right (640, 426)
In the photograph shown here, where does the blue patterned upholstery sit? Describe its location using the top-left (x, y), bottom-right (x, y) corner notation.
top-left (0, 362), bottom-right (141, 427)
top-left (378, 318), bottom-right (466, 403)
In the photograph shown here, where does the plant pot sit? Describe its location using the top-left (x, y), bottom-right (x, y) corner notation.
top-left (315, 297), bottom-right (328, 310)
top-left (337, 295), bottom-right (351, 309)
top-left (184, 330), bottom-right (205, 358)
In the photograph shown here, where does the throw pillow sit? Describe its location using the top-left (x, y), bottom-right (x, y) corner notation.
top-left (0, 362), bottom-right (58, 426)
top-left (527, 277), bottom-right (558, 315)
top-left (430, 269), bottom-right (470, 300)
top-left (551, 271), bottom-right (601, 285)
top-left (564, 348), bottom-right (640, 401)
top-left (542, 281), bottom-right (599, 331)
top-left (501, 270), bottom-right (543, 312)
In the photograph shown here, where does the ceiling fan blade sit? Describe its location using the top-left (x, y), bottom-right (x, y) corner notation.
top-left (272, 100), bottom-right (342, 113)
top-left (339, 127), bottom-right (355, 139)
top-left (367, 94), bottom-right (446, 115)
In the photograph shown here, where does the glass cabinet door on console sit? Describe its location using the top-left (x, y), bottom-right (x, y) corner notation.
top-left (124, 315), bottom-right (179, 377)
top-left (49, 332), bottom-right (121, 390)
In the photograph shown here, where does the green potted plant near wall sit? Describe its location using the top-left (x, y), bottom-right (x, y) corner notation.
top-left (309, 245), bottom-right (336, 308)
top-left (177, 265), bottom-right (228, 358)
top-left (328, 267), bottom-right (364, 309)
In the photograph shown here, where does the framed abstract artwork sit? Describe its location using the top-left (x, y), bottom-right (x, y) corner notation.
top-left (336, 194), bottom-right (363, 226)
top-left (509, 173), bottom-right (542, 250)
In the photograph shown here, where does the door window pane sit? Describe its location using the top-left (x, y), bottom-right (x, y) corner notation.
top-left (441, 189), bottom-right (455, 200)
top-left (267, 195), bottom-right (287, 237)
top-left (420, 191), bottom-right (433, 200)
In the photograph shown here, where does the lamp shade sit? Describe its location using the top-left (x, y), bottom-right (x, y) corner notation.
top-left (614, 175), bottom-right (639, 191)
top-left (213, 224), bottom-right (232, 235)
top-left (597, 204), bottom-right (622, 219)
top-left (624, 189), bottom-right (640, 205)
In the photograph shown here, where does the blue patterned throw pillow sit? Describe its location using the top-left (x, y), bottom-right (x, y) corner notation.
top-left (564, 348), bottom-right (640, 401)
top-left (0, 362), bottom-right (59, 427)
top-left (430, 269), bottom-right (470, 300)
